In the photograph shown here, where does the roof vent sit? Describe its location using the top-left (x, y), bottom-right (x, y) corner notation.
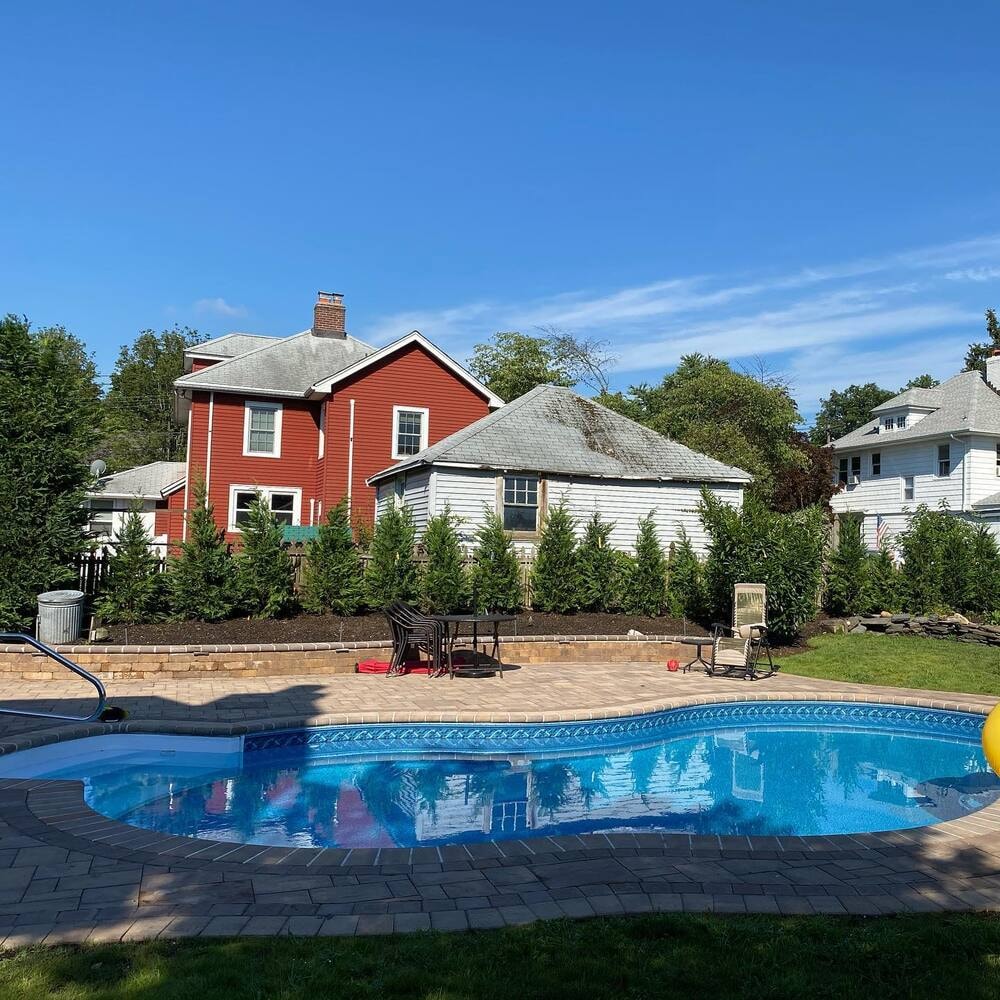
top-left (313, 291), bottom-right (346, 338)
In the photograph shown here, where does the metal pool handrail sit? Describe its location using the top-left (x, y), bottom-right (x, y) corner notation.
top-left (0, 633), bottom-right (108, 722)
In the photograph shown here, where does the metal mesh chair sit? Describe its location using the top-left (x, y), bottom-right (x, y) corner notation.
top-left (708, 583), bottom-right (776, 680)
top-left (385, 602), bottom-right (445, 676)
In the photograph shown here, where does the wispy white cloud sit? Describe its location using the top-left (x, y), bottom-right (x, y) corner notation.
top-left (360, 233), bottom-right (1000, 417)
top-left (193, 296), bottom-right (249, 319)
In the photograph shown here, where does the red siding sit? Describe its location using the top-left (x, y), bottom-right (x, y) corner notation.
top-left (154, 488), bottom-right (186, 551)
top-left (173, 342), bottom-right (491, 544)
top-left (320, 343), bottom-right (491, 525)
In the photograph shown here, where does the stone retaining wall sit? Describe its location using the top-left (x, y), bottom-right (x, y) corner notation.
top-left (0, 636), bottom-right (692, 681)
top-left (844, 613), bottom-right (1000, 646)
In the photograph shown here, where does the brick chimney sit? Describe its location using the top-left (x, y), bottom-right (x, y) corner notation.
top-left (312, 291), bottom-right (346, 337)
top-left (987, 348), bottom-right (1000, 390)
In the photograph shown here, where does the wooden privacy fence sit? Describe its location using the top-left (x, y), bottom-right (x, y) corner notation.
top-left (74, 547), bottom-right (539, 607)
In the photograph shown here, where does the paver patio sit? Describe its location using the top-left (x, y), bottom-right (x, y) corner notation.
top-left (0, 660), bottom-right (997, 946)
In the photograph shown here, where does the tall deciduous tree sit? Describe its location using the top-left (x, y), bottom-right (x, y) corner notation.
top-left (964, 308), bottom-right (1000, 375)
top-left (0, 316), bottom-right (101, 629)
top-left (599, 354), bottom-right (804, 503)
top-left (810, 383), bottom-right (896, 445)
top-left (102, 326), bottom-right (205, 469)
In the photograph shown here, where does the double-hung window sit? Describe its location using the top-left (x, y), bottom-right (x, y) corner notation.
top-left (229, 486), bottom-right (300, 531)
top-left (837, 458), bottom-right (849, 486)
top-left (502, 475), bottom-right (539, 532)
top-left (850, 456), bottom-right (861, 484)
top-left (937, 443), bottom-right (951, 477)
top-left (243, 401), bottom-right (282, 457)
top-left (871, 452), bottom-right (881, 477)
top-left (995, 443), bottom-right (1000, 477)
top-left (903, 476), bottom-right (915, 502)
top-left (392, 406), bottom-right (429, 459)
top-left (86, 499), bottom-right (115, 539)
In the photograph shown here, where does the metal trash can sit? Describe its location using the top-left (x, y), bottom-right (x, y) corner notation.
top-left (37, 590), bottom-right (85, 645)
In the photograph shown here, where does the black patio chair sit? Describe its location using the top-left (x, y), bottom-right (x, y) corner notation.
top-left (384, 601), bottom-right (445, 676)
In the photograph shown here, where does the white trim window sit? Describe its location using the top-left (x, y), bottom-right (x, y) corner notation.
top-left (228, 485), bottom-right (301, 531)
top-left (243, 401), bottom-right (283, 457)
top-left (995, 443), bottom-right (999, 477)
top-left (502, 475), bottom-right (539, 532)
top-left (871, 452), bottom-right (881, 477)
top-left (937, 443), bottom-right (951, 477)
top-left (903, 475), bottom-right (915, 502)
top-left (85, 499), bottom-right (115, 539)
top-left (392, 406), bottom-right (429, 459)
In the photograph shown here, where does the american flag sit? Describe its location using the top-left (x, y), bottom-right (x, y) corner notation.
top-left (875, 514), bottom-right (889, 548)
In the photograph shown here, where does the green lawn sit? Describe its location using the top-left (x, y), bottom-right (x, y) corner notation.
top-left (776, 633), bottom-right (1000, 697)
top-left (2, 914), bottom-right (1000, 1000)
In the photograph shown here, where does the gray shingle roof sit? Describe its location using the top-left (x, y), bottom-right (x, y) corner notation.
top-left (972, 490), bottom-right (1000, 511)
top-left (89, 462), bottom-right (186, 499)
top-left (831, 371), bottom-right (1000, 450)
top-left (870, 386), bottom-right (944, 413)
top-left (175, 331), bottom-right (374, 397)
top-left (189, 333), bottom-right (278, 358)
top-left (369, 385), bottom-right (752, 485)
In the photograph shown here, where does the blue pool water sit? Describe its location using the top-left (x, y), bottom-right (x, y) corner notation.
top-left (16, 703), bottom-right (999, 848)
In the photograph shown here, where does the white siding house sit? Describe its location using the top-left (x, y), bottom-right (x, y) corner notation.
top-left (368, 385), bottom-right (750, 555)
top-left (84, 462), bottom-right (186, 552)
top-left (830, 357), bottom-right (1000, 547)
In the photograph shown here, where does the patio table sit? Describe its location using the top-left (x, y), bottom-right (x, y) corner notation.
top-left (432, 614), bottom-right (514, 679)
top-left (678, 635), bottom-right (714, 674)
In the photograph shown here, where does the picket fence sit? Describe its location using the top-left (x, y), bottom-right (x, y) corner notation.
top-left (74, 547), bottom-right (539, 607)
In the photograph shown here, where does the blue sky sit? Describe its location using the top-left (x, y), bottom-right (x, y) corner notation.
top-left (2, 2), bottom-right (999, 418)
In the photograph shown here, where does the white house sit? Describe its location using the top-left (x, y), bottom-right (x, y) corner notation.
top-left (83, 461), bottom-right (187, 551)
top-left (830, 353), bottom-right (1000, 547)
top-left (367, 384), bottom-right (751, 554)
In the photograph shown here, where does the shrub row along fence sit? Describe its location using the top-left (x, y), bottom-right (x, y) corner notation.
top-left (74, 547), bottom-right (541, 606)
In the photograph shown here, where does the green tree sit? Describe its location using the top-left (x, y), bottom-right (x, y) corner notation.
top-left (97, 508), bottom-right (162, 624)
top-left (666, 529), bottom-right (705, 620)
top-left (576, 512), bottom-right (617, 611)
top-left (624, 514), bottom-right (668, 616)
top-left (235, 494), bottom-right (296, 618)
top-left (810, 383), bottom-right (895, 445)
top-left (469, 331), bottom-right (575, 402)
top-left (598, 354), bottom-right (803, 503)
top-left (699, 491), bottom-right (826, 643)
top-left (168, 480), bottom-right (238, 621)
top-left (964, 308), bottom-right (1000, 374)
top-left (0, 316), bottom-right (102, 629)
top-left (859, 544), bottom-right (902, 614)
top-left (419, 507), bottom-right (467, 614)
top-left (531, 502), bottom-right (580, 613)
top-left (824, 517), bottom-right (867, 617)
top-left (771, 434), bottom-right (839, 513)
top-left (470, 511), bottom-right (523, 612)
top-left (102, 326), bottom-right (205, 469)
top-left (301, 499), bottom-right (363, 615)
top-left (904, 374), bottom-right (940, 389)
top-left (965, 526), bottom-right (1000, 618)
top-left (364, 505), bottom-right (417, 608)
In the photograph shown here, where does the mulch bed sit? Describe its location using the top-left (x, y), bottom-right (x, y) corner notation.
top-left (102, 612), bottom-right (834, 654)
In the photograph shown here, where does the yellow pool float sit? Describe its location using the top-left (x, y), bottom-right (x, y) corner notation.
top-left (983, 703), bottom-right (1000, 776)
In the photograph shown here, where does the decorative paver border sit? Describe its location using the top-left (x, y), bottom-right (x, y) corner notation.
top-left (0, 689), bottom-right (999, 945)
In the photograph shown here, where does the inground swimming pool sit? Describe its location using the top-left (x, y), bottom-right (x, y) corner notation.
top-left (3, 702), bottom-right (997, 848)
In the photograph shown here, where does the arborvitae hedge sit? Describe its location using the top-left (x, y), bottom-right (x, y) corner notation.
top-left (301, 499), bottom-right (363, 615)
top-left (235, 494), bottom-right (297, 618)
top-left (623, 514), bottom-right (668, 616)
top-left (419, 507), bottom-right (467, 614)
top-left (531, 502), bottom-right (580, 613)
top-left (824, 516), bottom-right (867, 617)
top-left (665, 528), bottom-right (705, 621)
top-left (470, 510), bottom-right (523, 613)
top-left (576, 512), bottom-right (617, 612)
top-left (97, 508), bottom-right (162, 624)
top-left (364, 504), bottom-right (418, 608)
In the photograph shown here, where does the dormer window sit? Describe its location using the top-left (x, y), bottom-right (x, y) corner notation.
top-left (898, 415), bottom-right (906, 429)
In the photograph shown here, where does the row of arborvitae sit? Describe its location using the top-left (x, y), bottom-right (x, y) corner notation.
top-left (823, 503), bottom-right (1000, 622)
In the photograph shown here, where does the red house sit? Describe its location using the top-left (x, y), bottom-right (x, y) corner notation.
top-left (168, 291), bottom-right (503, 544)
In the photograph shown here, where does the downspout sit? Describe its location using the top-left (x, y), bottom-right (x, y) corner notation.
top-left (181, 398), bottom-right (193, 541)
top-left (205, 392), bottom-right (215, 505)
top-left (347, 399), bottom-right (356, 516)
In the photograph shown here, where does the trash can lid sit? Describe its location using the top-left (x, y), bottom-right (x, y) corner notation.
top-left (37, 590), bottom-right (85, 605)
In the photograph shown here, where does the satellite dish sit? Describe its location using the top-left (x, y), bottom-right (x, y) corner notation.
top-left (89, 459), bottom-right (107, 477)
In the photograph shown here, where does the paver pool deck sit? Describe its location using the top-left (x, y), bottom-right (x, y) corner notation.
top-left (0, 660), bottom-right (998, 946)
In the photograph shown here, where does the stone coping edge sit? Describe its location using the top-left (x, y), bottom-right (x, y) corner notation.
top-left (0, 634), bottom-right (702, 655)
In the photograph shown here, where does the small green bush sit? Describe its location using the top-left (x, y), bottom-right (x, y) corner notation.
top-left (168, 480), bottom-right (237, 621)
top-left (699, 491), bottom-right (826, 643)
top-left (666, 528), bottom-right (705, 620)
top-left (235, 494), bottom-right (296, 618)
top-left (531, 502), bottom-right (580, 613)
top-left (301, 499), bottom-right (363, 615)
top-left (470, 510), bottom-right (523, 613)
top-left (623, 514), bottom-right (668, 616)
top-left (419, 507), bottom-right (467, 614)
top-left (860, 543), bottom-right (903, 614)
top-left (97, 507), bottom-right (162, 624)
top-left (365, 504), bottom-right (418, 608)
top-left (824, 516), bottom-right (867, 617)
top-left (576, 512), bottom-right (617, 612)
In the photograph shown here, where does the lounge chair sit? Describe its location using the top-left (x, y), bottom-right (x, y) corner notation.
top-left (708, 583), bottom-right (776, 680)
